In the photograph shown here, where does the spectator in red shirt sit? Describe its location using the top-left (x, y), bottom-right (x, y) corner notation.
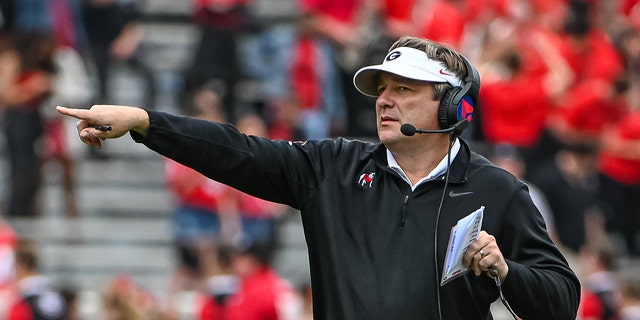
top-left (477, 7), bottom-right (574, 170)
top-left (547, 0), bottom-right (625, 147)
top-left (598, 109), bottom-right (640, 256)
top-left (195, 244), bottom-right (239, 320)
top-left (479, 47), bottom-right (560, 148)
top-left (198, 241), bottom-right (303, 320)
top-left (7, 239), bottom-right (72, 320)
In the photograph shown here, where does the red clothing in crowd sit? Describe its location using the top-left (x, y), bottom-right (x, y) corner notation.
top-left (464, 0), bottom-right (510, 23)
top-left (8, 300), bottom-right (32, 320)
top-left (553, 80), bottom-right (626, 139)
top-left (0, 223), bottom-right (17, 282)
top-left (198, 268), bottom-right (302, 320)
top-left (599, 111), bottom-right (640, 185)
top-left (297, 0), bottom-right (364, 53)
top-left (382, 0), bottom-right (508, 42)
top-left (165, 159), bottom-right (227, 211)
top-left (7, 276), bottom-right (69, 320)
top-left (379, 0), bottom-right (418, 44)
top-left (291, 37), bottom-right (321, 110)
top-left (559, 30), bottom-right (623, 84)
top-left (418, 0), bottom-right (466, 49)
top-left (621, 0), bottom-right (640, 29)
top-left (199, 295), bottom-right (226, 320)
top-left (480, 20), bottom-right (564, 147)
top-left (578, 290), bottom-right (605, 320)
top-left (299, 0), bottom-right (360, 24)
top-left (235, 192), bottom-right (281, 220)
top-left (381, 0), bottom-right (413, 23)
top-left (192, 0), bottom-right (252, 28)
top-left (548, 28), bottom-right (624, 140)
top-left (480, 74), bottom-right (550, 147)
top-left (0, 223), bottom-right (17, 319)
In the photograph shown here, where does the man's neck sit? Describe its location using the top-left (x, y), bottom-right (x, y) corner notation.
top-left (388, 137), bottom-right (453, 185)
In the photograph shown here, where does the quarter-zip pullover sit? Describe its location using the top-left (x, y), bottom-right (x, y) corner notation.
top-left (132, 110), bottom-right (580, 320)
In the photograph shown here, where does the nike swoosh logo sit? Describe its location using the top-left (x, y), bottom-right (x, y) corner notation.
top-left (439, 69), bottom-right (453, 76)
top-left (449, 191), bottom-right (474, 197)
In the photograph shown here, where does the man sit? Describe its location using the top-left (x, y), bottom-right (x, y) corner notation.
top-left (57, 36), bottom-right (580, 319)
top-left (198, 241), bottom-right (303, 320)
top-left (7, 239), bottom-right (73, 320)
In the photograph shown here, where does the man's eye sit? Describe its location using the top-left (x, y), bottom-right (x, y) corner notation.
top-left (377, 87), bottom-right (386, 95)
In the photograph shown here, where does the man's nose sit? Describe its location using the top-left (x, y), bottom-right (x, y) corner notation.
top-left (376, 90), bottom-right (393, 109)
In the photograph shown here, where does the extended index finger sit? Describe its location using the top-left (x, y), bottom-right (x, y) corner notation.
top-left (56, 106), bottom-right (93, 121)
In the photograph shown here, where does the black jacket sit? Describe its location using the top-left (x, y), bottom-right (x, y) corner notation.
top-left (134, 110), bottom-right (580, 319)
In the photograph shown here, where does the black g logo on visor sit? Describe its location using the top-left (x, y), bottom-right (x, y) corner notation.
top-left (386, 51), bottom-right (401, 61)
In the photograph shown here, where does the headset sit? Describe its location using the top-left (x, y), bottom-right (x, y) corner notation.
top-left (437, 54), bottom-right (481, 131)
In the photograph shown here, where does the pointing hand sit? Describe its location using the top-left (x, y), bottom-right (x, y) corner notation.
top-left (56, 105), bottom-right (149, 149)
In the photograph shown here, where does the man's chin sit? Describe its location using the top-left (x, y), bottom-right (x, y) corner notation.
top-left (378, 132), bottom-right (403, 146)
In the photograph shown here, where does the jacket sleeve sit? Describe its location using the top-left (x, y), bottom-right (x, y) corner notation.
top-left (499, 183), bottom-right (581, 320)
top-left (130, 110), bottom-right (336, 209)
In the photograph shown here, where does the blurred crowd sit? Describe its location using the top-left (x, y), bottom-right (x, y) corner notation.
top-left (0, 0), bottom-right (639, 319)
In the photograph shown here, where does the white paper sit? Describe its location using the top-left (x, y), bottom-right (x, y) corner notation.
top-left (440, 206), bottom-right (485, 286)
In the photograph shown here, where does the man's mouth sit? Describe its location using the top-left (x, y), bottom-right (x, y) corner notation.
top-left (380, 116), bottom-right (398, 124)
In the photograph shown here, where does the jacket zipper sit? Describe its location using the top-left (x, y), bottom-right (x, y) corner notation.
top-left (401, 194), bottom-right (410, 226)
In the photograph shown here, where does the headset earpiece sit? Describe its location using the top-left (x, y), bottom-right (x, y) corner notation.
top-left (437, 55), bottom-right (480, 130)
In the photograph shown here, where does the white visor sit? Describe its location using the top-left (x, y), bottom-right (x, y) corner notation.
top-left (353, 47), bottom-right (462, 97)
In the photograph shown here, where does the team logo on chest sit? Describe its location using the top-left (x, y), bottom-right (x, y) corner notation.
top-left (358, 172), bottom-right (376, 187)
